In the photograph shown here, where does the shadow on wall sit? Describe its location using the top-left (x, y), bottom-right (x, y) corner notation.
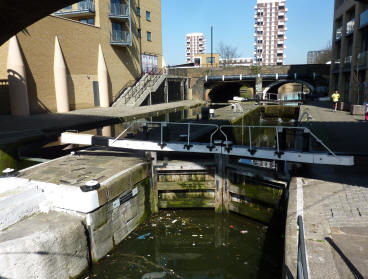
top-left (0, 81), bottom-right (10, 115)
top-left (20, 47), bottom-right (51, 114)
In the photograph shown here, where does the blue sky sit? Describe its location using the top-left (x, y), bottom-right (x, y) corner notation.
top-left (161, 0), bottom-right (334, 65)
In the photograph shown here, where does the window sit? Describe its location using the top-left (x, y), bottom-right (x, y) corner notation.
top-left (137, 28), bottom-right (141, 38)
top-left (206, 57), bottom-right (215, 64)
top-left (146, 11), bottom-right (151, 21)
top-left (147, 31), bottom-right (151, 41)
top-left (136, 7), bottom-right (140, 16)
top-left (79, 18), bottom-right (95, 25)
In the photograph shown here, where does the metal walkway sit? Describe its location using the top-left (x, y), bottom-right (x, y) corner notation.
top-left (61, 121), bottom-right (354, 166)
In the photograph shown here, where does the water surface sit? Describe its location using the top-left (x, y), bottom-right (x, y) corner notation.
top-left (80, 210), bottom-right (282, 279)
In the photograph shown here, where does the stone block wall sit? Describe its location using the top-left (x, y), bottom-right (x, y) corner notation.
top-left (86, 178), bottom-right (150, 262)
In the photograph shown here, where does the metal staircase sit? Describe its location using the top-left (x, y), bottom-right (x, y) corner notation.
top-left (112, 72), bottom-right (167, 107)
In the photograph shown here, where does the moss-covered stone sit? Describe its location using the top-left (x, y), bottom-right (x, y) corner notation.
top-left (229, 183), bottom-right (282, 206)
top-left (230, 201), bottom-right (274, 224)
top-left (263, 105), bottom-right (299, 118)
top-left (159, 198), bottom-right (214, 208)
top-left (0, 144), bottom-right (18, 172)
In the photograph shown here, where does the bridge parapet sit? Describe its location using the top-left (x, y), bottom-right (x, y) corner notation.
top-left (168, 64), bottom-right (330, 79)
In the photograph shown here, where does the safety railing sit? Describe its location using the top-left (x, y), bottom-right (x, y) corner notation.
top-left (55, 0), bottom-right (95, 15)
top-left (110, 30), bottom-right (131, 45)
top-left (122, 70), bottom-right (164, 104)
top-left (112, 121), bottom-right (337, 157)
top-left (297, 215), bottom-right (309, 279)
top-left (109, 3), bottom-right (129, 17)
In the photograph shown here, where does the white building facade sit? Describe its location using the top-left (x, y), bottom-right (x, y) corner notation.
top-left (254, 0), bottom-right (288, 66)
top-left (186, 32), bottom-right (206, 63)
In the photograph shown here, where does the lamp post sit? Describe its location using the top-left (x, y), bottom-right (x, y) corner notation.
top-left (211, 26), bottom-right (213, 75)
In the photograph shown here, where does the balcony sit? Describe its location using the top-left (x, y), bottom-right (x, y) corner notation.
top-left (360, 9), bottom-right (368, 29)
top-left (54, 0), bottom-right (95, 18)
top-left (333, 58), bottom-right (341, 72)
top-left (343, 56), bottom-right (352, 71)
top-left (110, 30), bottom-right (131, 46)
top-left (346, 18), bottom-right (355, 36)
top-left (336, 27), bottom-right (342, 41)
top-left (358, 51), bottom-right (368, 68)
top-left (109, 3), bottom-right (129, 19)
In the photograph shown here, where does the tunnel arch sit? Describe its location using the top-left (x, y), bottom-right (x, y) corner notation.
top-left (262, 79), bottom-right (314, 99)
top-left (206, 81), bottom-right (254, 103)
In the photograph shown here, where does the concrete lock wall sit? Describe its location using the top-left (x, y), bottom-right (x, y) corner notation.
top-left (0, 0), bottom-right (163, 114)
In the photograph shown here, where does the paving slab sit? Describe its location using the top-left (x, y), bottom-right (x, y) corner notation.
top-left (286, 164), bottom-right (368, 279)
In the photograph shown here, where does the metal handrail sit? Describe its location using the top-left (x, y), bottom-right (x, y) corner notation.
top-left (219, 124), bottom-right (337, 157)
top-left (297, 215), bottom-right (309, 279)
top-left (124, 70), bottom-right (164, 104)
top-left (115, 121), bottom-right (338, 157)
top-left (132, 121), bottom-right (220, 149)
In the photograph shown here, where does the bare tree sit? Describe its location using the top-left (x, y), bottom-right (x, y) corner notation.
top-left (314, 41), bottom-right (332, 64)
top-left (217, 41), bottom-right (240, 66)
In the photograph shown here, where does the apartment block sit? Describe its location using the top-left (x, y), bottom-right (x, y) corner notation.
top-left (186, 33), bottom-right (206, 63)
top-left (254, 0), bottom-right (288, 66)
top-left (0, 0), bottom-right (162, 115)
top-left (330, 0), bottom-right (368, 108)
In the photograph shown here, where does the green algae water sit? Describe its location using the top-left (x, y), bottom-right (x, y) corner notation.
top-left (80, 210), bottom-right (283, 279)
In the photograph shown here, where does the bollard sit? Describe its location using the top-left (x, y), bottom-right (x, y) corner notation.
top-left (1, 168), bottom-right (15, 177)
top-left (80, 180), bottom-right (100, 192)
top-left (209, 108), bottom-right (215, 118)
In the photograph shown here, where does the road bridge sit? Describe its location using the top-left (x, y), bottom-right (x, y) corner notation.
top-left (168, 64), bottom-right (330, 102)
top-left (0, 0), bottom-right (80, 45)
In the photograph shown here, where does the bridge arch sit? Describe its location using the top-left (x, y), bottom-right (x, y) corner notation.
top-left (262, 79), bottom-right (315, 99)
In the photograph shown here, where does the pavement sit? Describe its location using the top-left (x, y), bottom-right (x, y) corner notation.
top-left (0, 100), bottom-right (203, 144)
top-left (300, 101), bottom-right (368, 154)
top-left (285, 154), bottom-right (368, 278)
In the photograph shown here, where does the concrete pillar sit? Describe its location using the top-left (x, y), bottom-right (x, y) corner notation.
top-left (53, 36), bottom-right (70, 113)
top-left (164, 79), bottom-right (168, 103)
top-left (98, 44), bottom-right (110, 108)
top-left (185, 78), bottom-right (189, 100)
top-left (7, 36), bottom-right (30, 116)
top-left (214, 154), bottom-right (229, 213)
top-left (255, 76), bottom-right (263, 98)
top-left (180, 80), bottom-right (185, 100)
top-left (149, 92), bottom-right (152, 105)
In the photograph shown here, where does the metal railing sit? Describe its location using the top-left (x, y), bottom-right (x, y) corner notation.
top-left (120, 69), bottom-right (164, 105)
top-left (109, 3), bottom-right (129, 17)
top-left (110, 30), bottom-right (131, 45)
top-left (112, 79), bottom-right (137, 104)
top-left (358, 51), bottom-right (368, 67)
top-left (346, 18), bottom-right (355, 35)
top-left (297, 215), bottom-right (309, 279)
top-left (113, 121), bottom-right (338, 157)
top-left (336, 27), bottom-right (342, 40)
top-left (55, 0), bottom-right (95, 14)
top-left (343, 56), bottom-right (352, 71)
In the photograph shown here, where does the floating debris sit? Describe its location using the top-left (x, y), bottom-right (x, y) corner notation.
top-left (138, 233), bottom-right (151, 240)
top-left (172, 219), bottom-right (178, 224)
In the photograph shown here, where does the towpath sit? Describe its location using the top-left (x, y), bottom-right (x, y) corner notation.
top-left (286, 101), bottom-right (368, 278)
top-left (0, 100), bottom-right (203, 144)
top-left (300, 101), bottom-right (368, 154)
